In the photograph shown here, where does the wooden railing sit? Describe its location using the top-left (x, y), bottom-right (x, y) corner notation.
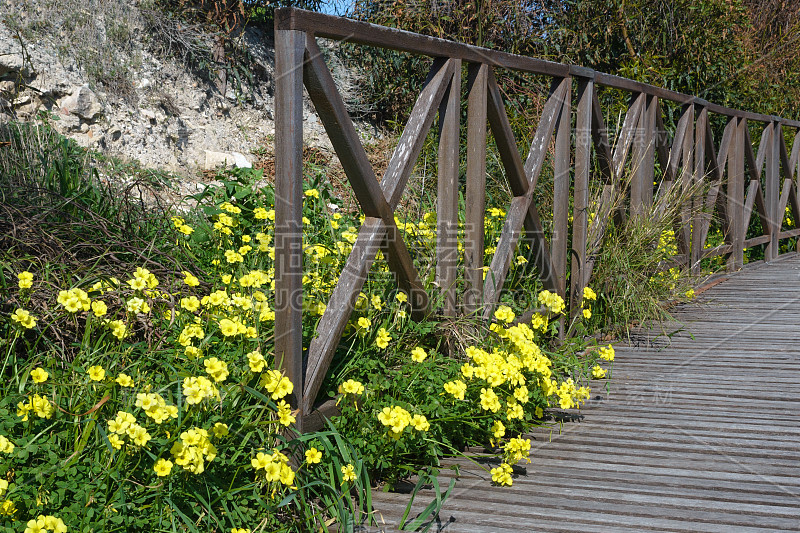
top-left (273, 8), bottom-right (800, 429)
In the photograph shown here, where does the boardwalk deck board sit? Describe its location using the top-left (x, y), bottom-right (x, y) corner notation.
top-left (369, 256), bottom-right (800, 532)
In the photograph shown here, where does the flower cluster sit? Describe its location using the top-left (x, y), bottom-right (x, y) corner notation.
top-left (377, 405), bottom-right (429, 439)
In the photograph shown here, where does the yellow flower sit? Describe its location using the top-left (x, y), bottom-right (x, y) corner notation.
top-left (304, 188), bottom-right (320, 198)
top-left (115, 373), bottom-right (134, 387)
top-left (305, 447), bottom-right (322, 464)
top-left (583, 286), bottom-right (597, 301)
top-left (247, 350), bottom-right (266, 372)
top-left (341, 463), bottom-right (356, 483)
top-left (685, 288), bottom-right (695, 299)
top-left (91, 300), bottom-right (107, 317)
top-left (491, 420), bottom-right (505, 440)
top-left (88, 365), bottom-right (106, 381)
top-left (17, 271), bottom-right (33, 289)
top-left (218, 318), bottom-right (238, 337)
top-left (231, 529), bottom-right (251, 533)
top-left (203, 357), bottom-right (229, 383)
top-left (183, 271), bottom-right (200, 287)
top-left (490, 463), bottom-right (513, 486)
top-left (212, 422), bottom-right (229, 437)
top-left (582, 308), bottom-right (591, 319)
top-left (0, 499), bottom-right (16, 516)
top-left (480, 388), bottom-right (501, 412)
top-left (375, 328), bottom-right (391, 349)
top-left (338, 379), bottom-right (364, 395)
top-left (494, 305), bottom-right (515, 323)
top-left (443, 380), bottom-right (466, 400)
top-left (11, 308), bottom-right (36, 329)
top-left (356, 316), bottom-right (371, 331)
top-left (108, 434), bottom-right (124, 450)
top-left (30, 367), bottom-right (48, 384)
top-left (410, 347), bottom-right (427, 363)
top-left (395, 292), bottom-right (408, 303)
top-left (154, 458), bottom-right (173, 477)
top-left (591, 365), bottom-right (607, 379)
top-left (0, 436), bottom-right (14, 454)
top-left (251, 451), bottom-right (270, 470)
top-left (411, 414), bottom-right (430, 432)
top-left (24, 518), bottom-right (47, 533)
top-left (598, 345), bottom-right (615, 361)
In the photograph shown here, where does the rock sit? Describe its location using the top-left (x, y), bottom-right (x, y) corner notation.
top-left (108, 126), bottom-right (122, 142)
top-left (0, 54), bottom-right (24, 76)
top-left (141, 108), bottom-right (156, 122)
top-left (203, 150), bottom-right (252, 170)
top-left (0, 80), bottom-right (15, 94)
top-left (53, 111), bottom-right (81, 133)
top-left (59, 84), bottom-right (102, 121)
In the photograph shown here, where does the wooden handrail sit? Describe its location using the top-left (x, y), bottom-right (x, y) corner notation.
top-left (273, 8), bottom-right (800, 429)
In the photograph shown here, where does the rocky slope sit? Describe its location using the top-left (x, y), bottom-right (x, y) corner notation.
top-left (0, 0), bottom-right (364, 189)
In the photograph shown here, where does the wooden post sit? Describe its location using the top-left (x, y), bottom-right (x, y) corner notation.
top-left (274, 28), bottom-right (305, 422)
top-left (465, 63), bottom-right (488, 314)
top-left (552, 77), bottom-right (572, 336)
top-left (691, 106), bottom-right (707, 275)
top-left (678, 103), bottom-right (695, 265)
top-left (631, 95), bottom-right (655, 216)
top-left (437, 60), bottom-right (461, 317)
top-left (570, 76), bottom-right (593, 315)
top-left (765, 120), bottom-right (779, 261)
top-left (727, 118), bottom-right (745, 271)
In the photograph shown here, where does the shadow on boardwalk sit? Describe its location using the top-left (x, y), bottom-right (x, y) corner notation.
top-left (370, 254), bottom-right (800, 532)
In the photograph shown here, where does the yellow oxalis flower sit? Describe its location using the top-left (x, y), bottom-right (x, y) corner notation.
top-left (591, 365), bottom-right (607, 379)
top-left (598, 345), bottom-right (615, 361)
top-left (375, 328), bottom-right (391, 349)
top-left (17, 271), bottom-right (33, 289)
top-left (494, 305), bottom-right (515, 323)
top-left (88, 365), bottom-right (106, 381)
top-left (341, 463), bottom-right (356, 483)
top-left (115, 373), bottom-right (134, 387)
top-left (11, 308), bottom-right (36, 329)
top-left (410, 347), bottom-right (427, 363)
top-left (154, 458), bottom-right (173, 477)
top-left (305, 447), bottom-right (322, 464)
top-left (31, 367), bottom-right (48, 384)
top-left (338, 379), bottom-right (364, 395)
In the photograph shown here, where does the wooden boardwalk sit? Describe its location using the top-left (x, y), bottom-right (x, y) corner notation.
top-left (370, 254), bottom-right (800, 532)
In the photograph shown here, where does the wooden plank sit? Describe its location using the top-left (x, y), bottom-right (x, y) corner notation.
top-left (482, 73), bottom-right (563, 314)
top-left (612, 92), bottom-right (645, 180)
top-left (374, 255), bottom-right (800, 531)
top-left (383, 58), bottom-right (456, 208)
top-left (302, 218), bottom-right (385, 414)
top-left (436, 59), bottom-right (461, 316)
top-left (275, 8), bottom-right (570, 78)
top-left (274, 28), bottom-right (306, 420)
top-left (464, 63), bottom-right (488, 313)
top-left (744, 234), bottom-right (771, 247)
top-left (303, 36), bottom-right (433, 315)
top-left (570, 78), bottom-right (592, 314)
top-left (778, 227), bottom-right (800, 239)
